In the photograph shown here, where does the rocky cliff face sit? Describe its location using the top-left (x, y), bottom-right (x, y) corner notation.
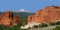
top-left (28, 6), bottom-right (60, 23)
top-left (0, 11), bottom-right (20, 26)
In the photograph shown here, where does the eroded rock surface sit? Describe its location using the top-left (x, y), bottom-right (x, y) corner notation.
top-left (0, 11), bottom-right (20, 26)
top-left (28, 5), bottom-right (60, 23)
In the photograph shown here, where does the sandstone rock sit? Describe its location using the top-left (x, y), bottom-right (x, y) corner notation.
top-left (0, 11), bottom-right (20, 26)
top-left (28, 16), bottom-right (32, 23)
top-left (28, 5), bottom-right (60, 23)
top-left (12, 15), bottom-right (20, 26)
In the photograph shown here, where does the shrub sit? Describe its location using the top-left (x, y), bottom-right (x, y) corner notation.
top-left (56, 21), bottom-right (60, 25)
top-left (39, 24), bottom-right (41, 27)
top-left (53, 26), bottom-right (60, 30)
top-left (49, 22), bottom-right (56, 26)
top-left (33, 25), bottom-right (38, 28)
top-left (41, 23), bottom-right (48, 28)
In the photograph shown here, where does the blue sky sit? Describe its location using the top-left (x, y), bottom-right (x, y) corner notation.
top-left (0, 0), bottom-right (60, 12)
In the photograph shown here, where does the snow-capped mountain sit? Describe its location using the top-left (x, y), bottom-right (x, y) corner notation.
top-left (14, 9), bottom-right (31, 13)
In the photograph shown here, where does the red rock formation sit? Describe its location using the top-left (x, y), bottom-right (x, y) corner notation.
top-left (12, 15), bottom-right (20, 26)
top-left (0, 11), bottom-right (20, 26)
top-left (28, 5), bottom-right (60, 23)
top-left (28, 16), bottom-right (32, 23)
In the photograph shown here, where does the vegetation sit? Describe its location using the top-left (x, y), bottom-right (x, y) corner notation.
top-left (33, 25), bottom-right (39, 28)
top-left (39, 24), bottom-right (41, 27)
top-left (53, 26), bottom-right (60, 30)
top-left (41, 23), bottom-right (48, 28)
top-left (56, 21), bottom-right (60, 25)
top-left (49, 22), bottom-right (56, 26)
top-left (0, 12), bottom-right (34, 30)
top-left (0, 25), bottom-right (28, 30)
top-left (0, 12), bottom-right (60, 30)
top-left (13, 12), bottom-right (34, 26)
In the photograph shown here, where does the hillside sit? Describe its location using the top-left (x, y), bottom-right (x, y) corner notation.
top-left (13, 12), bottom-right (34, 25)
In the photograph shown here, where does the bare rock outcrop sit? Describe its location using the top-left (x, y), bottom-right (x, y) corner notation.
top-left (12, 15), bottom-right (20, 26)
top-left (0, 11), bottom-right (20, 26)
top-left (28, 5), bottom-right (60, 23)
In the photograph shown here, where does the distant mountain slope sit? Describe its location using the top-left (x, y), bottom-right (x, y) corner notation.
top-left (13, 12), bottom-right (34, 25)
top-left (0, 11), bottom-right (2, 15)
top-left (13, 12), bottom-right (34, 18)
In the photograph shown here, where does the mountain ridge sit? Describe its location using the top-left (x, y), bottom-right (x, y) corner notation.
top-left (13, 9), bottom-right (33, 13)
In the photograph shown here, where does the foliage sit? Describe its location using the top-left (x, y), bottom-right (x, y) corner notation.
top-left (0, 12), bottom-right (34, 30)
top-left (39, 24), bottom-right (41, 27)
top-left (33, 25), bottom-right (39, 28)
top-left (56, 21), bottom-right (60, 25)
top-left (13, 12), bottom-right (34, 26)
top-left (53, 26), bottom-right (60, 30)
top-left (0, 25), bottom-right (21, 30)
top-left (41, 23), bottom-right (48, 27)
top-left (49, 22), bottom-right (56, 26)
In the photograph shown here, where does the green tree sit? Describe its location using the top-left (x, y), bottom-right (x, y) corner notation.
top-left (49, 22), bottom-right (56, 26)
top-left (33, 25), bottom-right (38, 28)
top-left (56, 21), bottom-right (60, 25)
top-left (41, 23), bottom-right (48, 28)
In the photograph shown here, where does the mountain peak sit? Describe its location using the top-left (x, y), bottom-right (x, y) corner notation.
top-left (20, 9), bottom-right (26, 12)
top-left (14, 9), bottom-right (31, 13)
